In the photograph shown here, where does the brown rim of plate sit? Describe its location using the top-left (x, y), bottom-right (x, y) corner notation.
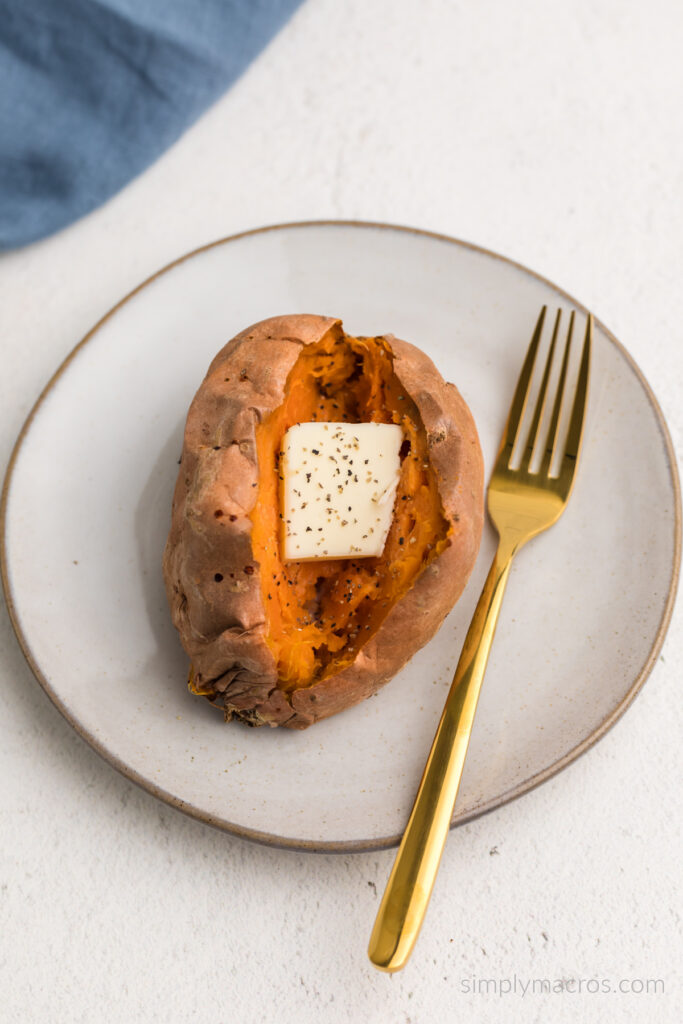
top-left (1, 220), bottom-right (681, 854)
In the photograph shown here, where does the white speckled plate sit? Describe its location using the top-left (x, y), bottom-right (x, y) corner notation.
top-left (1, 222), bottom-right (680, 851)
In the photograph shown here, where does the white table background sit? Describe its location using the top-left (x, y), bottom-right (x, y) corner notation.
top-left (1, 1), bottom-right (681, 1021)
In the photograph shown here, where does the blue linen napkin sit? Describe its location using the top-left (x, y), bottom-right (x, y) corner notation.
top-left (0, 0), bottom-right (304, 249)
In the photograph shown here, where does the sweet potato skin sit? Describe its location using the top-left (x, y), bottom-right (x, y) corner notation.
top-left (163, 315), bottom-right (484, 728)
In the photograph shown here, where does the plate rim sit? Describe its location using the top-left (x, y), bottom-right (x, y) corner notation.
top-left (1, 218), bottom-right (680, 853)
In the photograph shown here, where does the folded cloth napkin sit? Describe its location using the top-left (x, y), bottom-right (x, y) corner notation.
top-left (0, 0), bottom-right (304, 249)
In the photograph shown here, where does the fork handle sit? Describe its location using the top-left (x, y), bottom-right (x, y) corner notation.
top-left (368, 537), bottom-right (517, 972)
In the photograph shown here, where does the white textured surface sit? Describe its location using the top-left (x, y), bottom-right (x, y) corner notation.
top-left (0, 0), bottom-right (681, 1021)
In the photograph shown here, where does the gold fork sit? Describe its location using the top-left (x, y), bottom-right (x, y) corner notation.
top-left (368, 306), bottom-right (592, 972)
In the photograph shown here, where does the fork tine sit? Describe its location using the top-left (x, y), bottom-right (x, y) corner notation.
top-left (518, 309), bottom-right (561, 471)
top-left (539, 311), bottom-right (574, 475)
top-left (499, 305), bottom-right (546, 464)
top-left (561, 314), bottom-right (592, 476)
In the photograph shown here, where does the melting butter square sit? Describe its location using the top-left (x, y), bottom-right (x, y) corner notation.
top-left (281, 422), bottom-right (403, 561)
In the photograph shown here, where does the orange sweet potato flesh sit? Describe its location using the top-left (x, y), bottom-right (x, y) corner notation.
top-left (251, 332), bottom-right (450, 691)
top-left (163, 315), bottom-right (484, 728)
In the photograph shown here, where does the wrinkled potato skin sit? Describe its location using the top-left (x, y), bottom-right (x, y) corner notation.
top-left (163, 315), bottom-right (484, 728)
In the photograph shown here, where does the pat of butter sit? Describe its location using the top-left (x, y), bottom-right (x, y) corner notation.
top-left (281, 422), bottom-right (403, 561)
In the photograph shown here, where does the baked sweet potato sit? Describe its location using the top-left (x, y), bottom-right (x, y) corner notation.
top-left (163, 314), bottom-right (484, 728)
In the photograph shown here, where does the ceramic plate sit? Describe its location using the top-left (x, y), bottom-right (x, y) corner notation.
top-left (2, 222), bottom-right (680, 852)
